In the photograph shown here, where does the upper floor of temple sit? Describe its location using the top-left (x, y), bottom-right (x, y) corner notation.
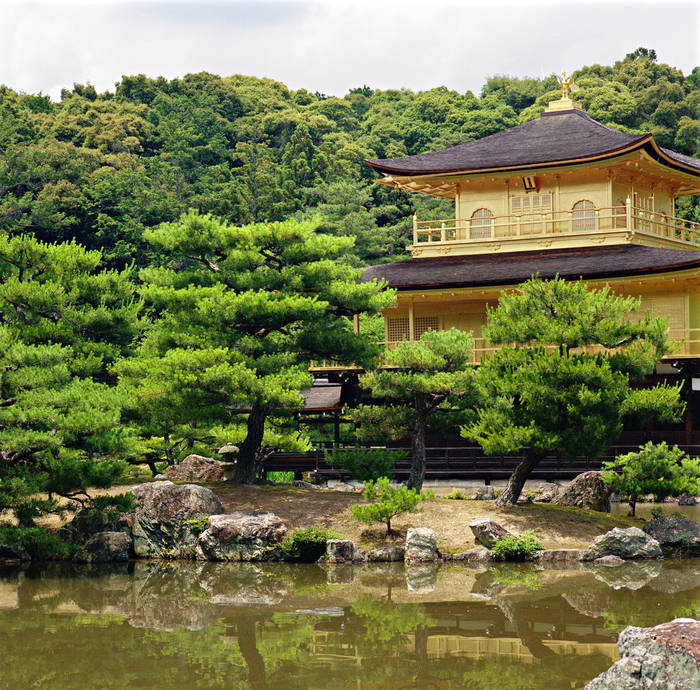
top-left (366, 96), bottom-right (700, 258)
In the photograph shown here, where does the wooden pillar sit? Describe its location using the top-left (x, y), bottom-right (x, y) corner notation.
top-left (353, 313), bottom-right (360, 335)
top-left (409, 301), bottom-right (415, 342)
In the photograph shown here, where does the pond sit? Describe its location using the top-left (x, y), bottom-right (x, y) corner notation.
top-left (1, 558), bottom-right (698, 689)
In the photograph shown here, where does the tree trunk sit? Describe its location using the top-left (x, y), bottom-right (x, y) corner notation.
top-left (236, 407), bottom-right (267, 484)
top-left (628, 495), bottom-right (637, 517)
top-left (495, 452), bottom-right (544, 506)
top-left (407, 396), bottom-right (427, 492)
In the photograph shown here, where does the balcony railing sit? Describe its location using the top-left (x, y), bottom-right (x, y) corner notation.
top-left (309, 328), bottom-right (700, 370)
top-left (413, 202), bottom-right (700, 248)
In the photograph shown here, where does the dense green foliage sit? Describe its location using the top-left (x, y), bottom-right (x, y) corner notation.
top-left (463, 277), bottom-right (685, 506)
top-left (357, 328), bottom-right (477, 490)
top-left (351, 476), bottom-right (434, 535)
top-left (0, 235), bottom-right (138, 531)
top-left (325, 447), bottom-right (406, 481)
top-left (490, 530), bottom-right (544, 562)
top-left (602, 441), bottom-right (700, 516)
top-left (1, 51), bottom-right (697, 272)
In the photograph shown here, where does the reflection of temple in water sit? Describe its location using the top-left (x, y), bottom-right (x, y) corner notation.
top-left (311, 601), bottom-right (618, 665)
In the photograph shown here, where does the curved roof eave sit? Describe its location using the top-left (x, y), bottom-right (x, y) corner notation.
top-left (365, 135), bottom-right (700, 178)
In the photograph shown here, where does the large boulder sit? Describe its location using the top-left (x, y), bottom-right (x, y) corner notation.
top-left (582, 527), bottom-right (662, 561)
top-left (196, 511), bottom-right (287, 561)
top-left (324, 539), bottom-right (363, 564)
top-left (405, 528), bottom-right (438, 562)
top-left (585, 618), bottom-right (700, 689)
top-left (469, 518), bottom-right (512, 548)
top-left (678, 495), bottom-right (698, 506)
top-left (164, 454), bottom-right (232, 482)
top-left (75, 531), bottom-right (132, 563)
top-left (130, 481), bottom-right (225, 558)
top-left (643, 517), bottom-right (700, 556)
top-left (551, 471), bottom-right (611, 512)
top-left (530, 481), bottom-right (561, 503)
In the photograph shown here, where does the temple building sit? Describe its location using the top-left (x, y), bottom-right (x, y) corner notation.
top-left (360, 89), bottom-right (700, 449)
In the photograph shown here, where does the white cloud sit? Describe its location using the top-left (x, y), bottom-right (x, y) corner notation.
top-left (1, 1), bottom-right (697, 100)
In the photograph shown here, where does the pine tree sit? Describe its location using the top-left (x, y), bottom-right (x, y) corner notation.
top-left (134, 210), bottom-right (393, 482)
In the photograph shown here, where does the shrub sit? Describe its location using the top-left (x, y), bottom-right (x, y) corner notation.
top-left (445, 489), bottom-right (467, 500)
top-left (350, 477), bottom-right (435, 535)
top-left (278, 525), bottom-right (339, 562)
top-left (325, 447), bottom-right (406, 481)
top-left (602, 441), bottom-right (700, 516)
top-left (0, 524), bottom-right (74, 560)
top-left (490, 530), bottom-right (544, 562)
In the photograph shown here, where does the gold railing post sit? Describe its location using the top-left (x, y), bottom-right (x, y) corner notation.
top-left (441, 222), bottom-right (446, 242)
top-left (408, 302), bottom-right (415, 342)
top-left (413, 213), bottom-right (418, 245)
top-left (625, 196), bottom-right (632, 231)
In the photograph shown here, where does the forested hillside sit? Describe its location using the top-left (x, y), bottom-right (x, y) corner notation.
top-left (1, 49), bottom-right (698, 270)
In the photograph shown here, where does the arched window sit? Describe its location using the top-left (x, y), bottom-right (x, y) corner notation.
top-left (572, 199), bottom-right (595, 233)
top-left (470, 208), bottom-right (493, 239)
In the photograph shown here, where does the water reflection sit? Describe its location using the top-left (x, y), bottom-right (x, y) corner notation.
top-left (1, 558), bottom-right (698, 689)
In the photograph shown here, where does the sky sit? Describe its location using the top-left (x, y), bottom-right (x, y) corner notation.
top-left (2, 0), bottom-right (698, 100)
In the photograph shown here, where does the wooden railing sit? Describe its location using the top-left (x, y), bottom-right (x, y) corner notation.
top-left (413, 201), bottom-right (700, 247)
top-left (309, 328), bottom-right (700, 370)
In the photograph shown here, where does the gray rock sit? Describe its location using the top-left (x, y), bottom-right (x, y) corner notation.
top-left (582, 527), bottom-right (662, 561)
top-left (466, 485), bottom-right (495, 501)
top-left (366, 546), bottom-right (405, 562)
top-left (324, 539), bottom-right (363, 564)
top-left (533, 549), bottom-right (584, 564)
top-left (405, 563), bottom-right (438, 592)
top-left (293, 480), bottom-right (320, 489)
top-left (531, 482), bottom-right (561, 503)
top-left (405, 528), bottom-right (438, 562)
top-left (469, 518), bottom-right (512, 549)
top-left (75, 531), bottom-right (131, 563)
top-left (585, 618), bottom-right (700, 689)
top-left (678, 495), bottom-right (698, 506)
top-left (551, 471), bottom-right (611, 512)
top-left (196, 511), bottom-right (287, 562)
top-left (164, 454), bottom-right (229, 482)
top-left (154, 474), bottom-right (167, 480)
top-left (594, 555), bottom-right (625, 567)
top-left (642, 517), bottom-right (700, 556)
top-left (130, 481), bottom-right (225, 558)
top-left (450, 546), bottom-right (492, 564)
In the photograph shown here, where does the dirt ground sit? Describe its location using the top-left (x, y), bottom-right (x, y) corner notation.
top-left (28, 481), bottom-right (640, 553)
top-left (210, 483), bottom-right (640, 553)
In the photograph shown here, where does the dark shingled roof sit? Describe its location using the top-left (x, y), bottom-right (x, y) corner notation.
top-left (300, 383), bottom-right (342, 411)
top-left (362, 245), bottom-right (700, 290)
top-left (366, 109), bottom-right (700, 176)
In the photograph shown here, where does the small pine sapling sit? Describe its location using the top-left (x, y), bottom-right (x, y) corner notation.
top-left (602, 441), bottom-right (700, 516)
top-left (350, 476), bottom-right (434, 536)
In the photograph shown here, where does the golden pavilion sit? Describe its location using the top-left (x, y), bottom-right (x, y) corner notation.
top-left (359, 87), bottom-right (700, 447)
